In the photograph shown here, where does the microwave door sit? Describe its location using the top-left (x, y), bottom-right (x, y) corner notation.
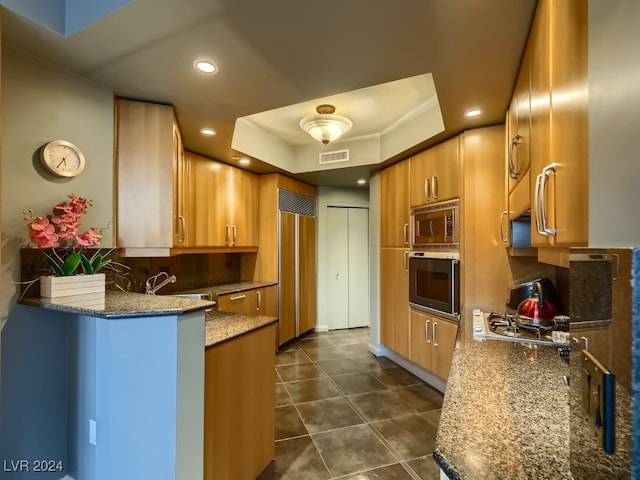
top-left (416, 212), bottom-right (448, 244)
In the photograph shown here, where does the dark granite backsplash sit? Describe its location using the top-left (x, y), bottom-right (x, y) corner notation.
top-left (569, 257), bottom-right (612, 321)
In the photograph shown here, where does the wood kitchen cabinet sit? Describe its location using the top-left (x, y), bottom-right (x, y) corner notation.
top-left (217, 285), bottom-right (278, 317)
top-left (187, 151), bottom-right (259, 250)
top-left (410, 309), bottom-right (458, 381)
top-left (379, 247), bottom-right (410, 358)
top-left (204, 323), bottom-right (276, 480)
top-left (527, 0), bottom-right (588, 252)
top-left (409, 135), bottom-right (460, 207)
top-left (380, 160), bottom-right (410, 248)
top-left (116, 99), bottom-right (189, 255)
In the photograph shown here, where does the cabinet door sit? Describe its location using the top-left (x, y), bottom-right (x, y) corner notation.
top-left (508, 47), bottom-right (532, 194)
top-left (188, 153), bottom-right (229, 247)
top-left (380, 161), bottom-right (410, 247)
top-left (379, 248), bottom-right (410, 357)
top-left (431, 318), bottom-right (458, 381)
top-left (173, 120), bottom-right (189, 246)
top-left (298, 214), bottom-right (317, 335)
top-left (116, 99), bottom-right (176, 249)
top-left (430, 136), bottom-right (460, 202)
top-left (255, 285), bottom-right (278, 317)
top-left (410, 310), bottom-right (433, 371)
top-left (228, 168), bottom-right (259, 247)
top-left (409, 151), bottom-right (431, 207)
top-left (278, 212), bottom-right (296, 345)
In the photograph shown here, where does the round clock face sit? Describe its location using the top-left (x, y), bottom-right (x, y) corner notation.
top-left (40, 140), bottom-right (86, 177)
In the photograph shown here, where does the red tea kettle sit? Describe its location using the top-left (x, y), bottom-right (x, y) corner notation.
top-left (515, 281), bottom-right (557, 327)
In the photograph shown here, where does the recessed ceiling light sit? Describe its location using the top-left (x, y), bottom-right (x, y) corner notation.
top-left (239, 158), bottom-right (251, 165)
top-left (357, 178), bottom-right (367, 185)
top-left (194, 60), bottom-right (217, 74)
top-left (465, 109), bottom-right (482, 118)
top-left (200, 128), bottom-right (216, 136)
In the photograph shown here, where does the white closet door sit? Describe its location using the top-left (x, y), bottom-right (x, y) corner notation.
top-left (326, 207), bottom-right (349, 330)
top-left (347, 208), bottom-right (369, 328)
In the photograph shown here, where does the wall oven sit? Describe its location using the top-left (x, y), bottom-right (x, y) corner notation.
top-left (409, 251), bottom-right (460, 321)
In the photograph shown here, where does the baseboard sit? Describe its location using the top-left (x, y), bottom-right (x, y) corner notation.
top-left (314, 324), bottom-right (330, 332)
top-left (376, 346), bottom-right (447, 394)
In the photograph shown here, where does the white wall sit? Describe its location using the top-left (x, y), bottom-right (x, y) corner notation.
top-left (316, 186), bottom-right (370, 331)
top-left (1, 45), bottom-right (115, 323)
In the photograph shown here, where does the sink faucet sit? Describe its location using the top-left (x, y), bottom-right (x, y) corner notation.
top-left (145, 272), bottom-right (177, 295)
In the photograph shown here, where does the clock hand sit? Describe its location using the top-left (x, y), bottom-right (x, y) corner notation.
top-left (57, 156), bottom-right (68, 168)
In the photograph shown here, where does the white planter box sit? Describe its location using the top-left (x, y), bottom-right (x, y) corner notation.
top-left (40, 273), bottom-right (106, 298)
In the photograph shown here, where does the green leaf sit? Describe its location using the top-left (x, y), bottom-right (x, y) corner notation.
top-left (80, 254), bottom-right (94, 274)
top-left (43, 253), bottom-right (65, 276)
top-left (61, 252), bottom-right (82, 276)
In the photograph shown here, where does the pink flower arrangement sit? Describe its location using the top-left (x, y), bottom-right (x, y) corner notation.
top-left (25, 194), bottom-right (110, 276)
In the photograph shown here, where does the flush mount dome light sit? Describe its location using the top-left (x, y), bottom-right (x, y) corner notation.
top-left (465, 108), bottom-right (482, 118)
top-left (194, 60), bottom-right (217, 74)
top-left (300, 104), bottom-right (353, 145)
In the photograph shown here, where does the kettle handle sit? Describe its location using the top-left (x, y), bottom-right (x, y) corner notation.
top-left (533, 281), bottom-right (545, 308)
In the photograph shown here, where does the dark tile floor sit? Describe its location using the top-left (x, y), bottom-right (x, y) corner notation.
top-left (258, 327), bottom-right (444, 480)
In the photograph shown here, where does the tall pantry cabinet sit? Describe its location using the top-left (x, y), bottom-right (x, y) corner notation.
top-left (252, 174), bottom-right (317, 346)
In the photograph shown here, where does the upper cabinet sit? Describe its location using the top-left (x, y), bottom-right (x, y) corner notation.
top-left (187, 151), bottom-right (259, 250)
top-left (410, 136), bottom-right (460, 207)
top-left (380, 160), bottom-right (410, 248)
top-left (116, 99), bottom-right (189, 255)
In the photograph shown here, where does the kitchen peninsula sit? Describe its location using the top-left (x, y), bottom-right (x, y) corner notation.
top-left (19, 290), bottom-right (278, 480)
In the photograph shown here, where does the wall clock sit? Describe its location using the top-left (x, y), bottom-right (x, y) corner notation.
top-left (39, 140), bottom-right (86, 177)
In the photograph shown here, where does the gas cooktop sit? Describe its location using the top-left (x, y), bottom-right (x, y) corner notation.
top-left (472, 311), bottom-right (570, 348)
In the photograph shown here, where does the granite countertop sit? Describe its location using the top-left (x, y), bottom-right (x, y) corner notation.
top-left (434, 310), bottom-right (571, 479)
top-left (20, 290), bottom-right (216, 319)
top-left (204, 309), bottom-right (277, 347)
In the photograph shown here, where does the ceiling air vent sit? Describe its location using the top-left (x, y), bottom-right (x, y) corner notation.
top-left (319, 149), bottom-right (349, 165)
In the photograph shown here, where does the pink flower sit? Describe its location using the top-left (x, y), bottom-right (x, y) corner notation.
top-left (75, 228), bottom-right (102, 248)
top-left (28, 216), bottom-right (59, 248)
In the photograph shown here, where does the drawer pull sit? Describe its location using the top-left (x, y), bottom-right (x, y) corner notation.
top-left (229, 294), bottom-right (246, 301)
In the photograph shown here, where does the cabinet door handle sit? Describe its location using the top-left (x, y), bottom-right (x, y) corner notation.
top-left (225, 225), bottom-right (231, 245)
top-left (177, 215), bottom-right (186, 244)
top-left (612, 253), bottom-right (620, 281)
top-left (425, 177), bottom-right (431, 201)
top-left (232, 224), bottom-right (237, 245)
top-left (500, 210), bottom-right (509, 243)
top-left (540, 163), bottom-right (557, 236)
top-left (229, 294), bottom-right (246, 301)
top-left (403, 223), bottom-right (409, 245)
top-left (256, 291), bottom-right (261, 311)
top-left (403, 250), bottom-right (409, 273)
top-left (431, 175), bottom-right (438, 200)
top-left (433, 322), bottom-right (438, 347)
top-left (534, 172), bottom-right (548, 237)
top-left (581, 336), bottom-right (589, 352)
top-left (508, 134), bottom-right (522, 179)
top-left (425, 320), bottom-right (431, 343)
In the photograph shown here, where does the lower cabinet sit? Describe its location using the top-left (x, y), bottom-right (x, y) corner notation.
top-left (380, 248), bottom-right (410, 358)
top-left (217, 286), bottom-right (278, 317)
top-left (410, 309), bottom-right (458, 381)
top-left (204, 323), bottom-right (276, 480)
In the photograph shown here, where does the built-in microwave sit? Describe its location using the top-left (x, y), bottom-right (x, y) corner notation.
top-left (409, 251), bottom-right (460, 321)
top-left (410, 198), bottom-right (459, 248)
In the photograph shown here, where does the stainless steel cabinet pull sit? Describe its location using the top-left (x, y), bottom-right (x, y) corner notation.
top-left (232, 224), bottom-right (237, 245)
top-left (534, 172), bottom-right (548, 237)
top-left (425, 177), bottom-right (431, 201)
top-left (425, 320), bottom-right (431, 343)
top-left (403, 250), bottom-right (409, 273)
top-left (431, 175), bottom-right (438, 199)
top-left (540, 164), bottom-right (557, 236)
top-left (229, 294), bottom-right (246, 301)
top-left (581, 336), bottom-right (589, 352)
top-left (177, 215), bottom-right (186, 243)
top-left (403, 223), bottom-right (409, 245)
top-left (433, 322), bottom-right (438, 347)
top-left (500, 210), bottom-right (509, 243)
top-left (612, 253), bottom-right (620, 281)
top-left (508, 134), bottom-right (522, 179)
top-left (256, 291), bottom-right (261, 310)
top-left (225, 224), bottom-right (231, 245)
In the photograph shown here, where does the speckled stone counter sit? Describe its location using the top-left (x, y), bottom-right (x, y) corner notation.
top-left (204, 309), bottom-right (278, 347)
top-left (434, 311), bottom-right (571, 479)
top-left (20, 290), bottom-right (215, 318)
top-left (176, 281), bottom-right (278, 301)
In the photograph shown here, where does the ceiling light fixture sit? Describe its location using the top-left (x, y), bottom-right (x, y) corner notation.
top-left (200, 128), bottom-right (216, 136)
top-left (239, 158), bottom-right (251, 165)
top-left (357, 178), bottom-right (367, 185)
top-left (464, 109), bottom-right (482, 118)
top-left (300, 104), bottom-right (352, 145)
top-left (194, 60), bottom-right (217, 74)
